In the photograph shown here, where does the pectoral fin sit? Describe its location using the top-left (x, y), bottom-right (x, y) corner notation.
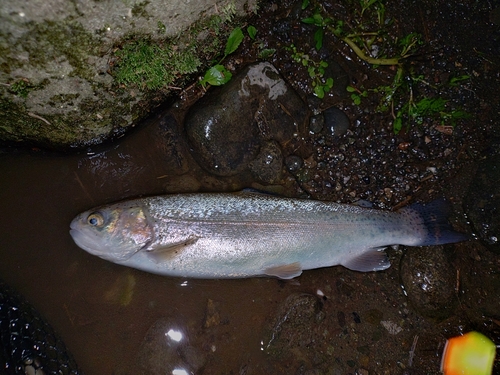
top-left (146, 237), bottom-right (198, 263)
top-left (342, 247), bottom-right (391, 272)
top-left (264, 262), bottom-right (303, 279)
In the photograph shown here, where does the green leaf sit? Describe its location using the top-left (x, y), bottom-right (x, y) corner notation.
top-left (302, 17), bottom-right (316, 24)
top-left (302, 0), bottom-right (310, 9)
top-left (201, 65), bottom-right (232, 86)
top-left (225, 27), bottom-right (244, 56)
top-left (449, 75), bottom-right (470, 86)
top-left (351, 94), bottom-right (361, 105)
top-left (346, 85), bottom-right (357, 92)
top-left (308, 66), bottom-right (315, 78)
top-left (326, 77), bottom-right (334, 89)
top-left (393, 116), bottom-right (403, 134)
top-left (302, 13), bottom-right (328, 27)
top-left (314, 28), bottom-right (324, 50)
top-left (313, 13), bottom-right (324, 25)
top-left (314, 84), bottom-right (325, 98)
top-left (247, 25), bottom-right (257, 40)
top-left (259, 48), bottom-right (276, 59)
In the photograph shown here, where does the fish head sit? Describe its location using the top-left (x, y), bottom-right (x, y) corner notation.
top-left (70, 203), bottom-right (154, 262)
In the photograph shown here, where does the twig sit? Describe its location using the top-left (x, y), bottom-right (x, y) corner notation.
top-left (73, 171), bottom-right (95, 205)
top-left (408, 334), bottom-right (419, 367)
top-left (27, 112), bottom-right (51, 125)
top-left (341, 36), bottom-right (400, 65)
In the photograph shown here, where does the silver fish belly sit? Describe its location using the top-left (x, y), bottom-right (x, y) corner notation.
top-left (69, 192), bottom-right (467, 279)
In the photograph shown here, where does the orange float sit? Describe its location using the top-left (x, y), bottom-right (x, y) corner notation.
top-left (441, 331), bottom-right (496, 375)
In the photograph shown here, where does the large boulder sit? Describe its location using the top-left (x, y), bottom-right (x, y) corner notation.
top-left (184, 61), bottom-right (309, 181)
top-left (0, 0), bottom-right (257, 149)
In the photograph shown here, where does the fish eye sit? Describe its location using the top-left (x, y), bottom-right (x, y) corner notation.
top-left (87, 212), bottom-right (104, 227)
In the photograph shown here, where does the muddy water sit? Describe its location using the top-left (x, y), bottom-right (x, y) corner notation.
top-left (0, 110), bottom-right (436, 374)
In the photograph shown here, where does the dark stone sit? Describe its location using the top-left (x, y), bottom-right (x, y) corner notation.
top-left (309, 113), bottom-right (324, 133)
top-left (323, 107), bottom-right (350, 138)
top-left (248, 140), bottom-right (283, 184)
top-left (399, 246), bottom-right (457, 320)
top-left (184, 62), bottom-right (308, 176)
top-left (285, 155), bottom-right (303, 172)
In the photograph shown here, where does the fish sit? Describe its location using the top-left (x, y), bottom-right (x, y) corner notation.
top-left (69, 191), bottom-right (467, 279)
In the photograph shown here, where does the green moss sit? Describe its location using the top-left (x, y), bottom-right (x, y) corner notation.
top-left (0, 90), bottom-right (125, 149)
top-left (157, 21), bottom-right (166, 34)
top-left (22, 20), bottom-right (99, 80)
top-left (132, 1), bottom-right (151, 18)
top-left (8, 80), bottom-right (37, 98)
top-left (114, 39), bottom-right (200, 90)
top-left (113, 2), bottom-right (243, 91)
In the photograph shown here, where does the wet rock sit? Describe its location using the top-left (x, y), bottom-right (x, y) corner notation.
top-left (0, 0), bottom-right (258, 149)
top-left (463, 154), bottom-right (500, 253)
top-left (399, 246), bottom-right (457, 320)
top-left (323, 107), bottom-right (350, 138)
top-left (285, 155), bottom-right (303, 172)
top-left (248, 140), bottom-right (283, 184)
top-left (185, 62), bottom-right (309, 176)
top-left (309, 113), bottom-right (324, 133)
top-left (137, 319), bottom-right (206, 375)
top-left (264, 293), bottom-right (323, 358)
top-left (154, 112), bottom-right (193, 175)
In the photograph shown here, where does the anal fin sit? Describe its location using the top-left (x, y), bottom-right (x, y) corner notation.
top-left (342, 248), bottom-right (391, 272)
top-left (264, 262), bottom-right (303, 279)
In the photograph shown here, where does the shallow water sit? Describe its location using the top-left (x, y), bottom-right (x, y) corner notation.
top-left (0, 143), bottom-right (478, 374)
top-left (0, 116), bottom-right (290, 374)
top-left (0, 138), bottom-right (431, 375)
top-left (1, 109), bottom-right (498, 374)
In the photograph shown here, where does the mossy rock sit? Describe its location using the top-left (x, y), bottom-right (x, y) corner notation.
top-left (0, 0), bottom-right (257, 149)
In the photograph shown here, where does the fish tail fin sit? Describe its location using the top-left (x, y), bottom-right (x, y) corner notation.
top-left (403, 199), bottom-right (469, 246)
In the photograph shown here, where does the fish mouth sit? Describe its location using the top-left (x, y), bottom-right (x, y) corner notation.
top-left (69, 215), bottom-right (112, 258)
top-left (70, 228), bottom-right (103, 254)
top-left (69, 216), bottom-right (142, 262)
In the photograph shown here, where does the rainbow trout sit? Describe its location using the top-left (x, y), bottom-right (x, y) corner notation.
top-left (69, 192), bottom-right (467, 279)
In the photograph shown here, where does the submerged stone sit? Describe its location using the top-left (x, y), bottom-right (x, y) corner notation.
top-left (248, 140), bottom-right (283, 184)
top-left (137, 318), bottom-right (206, 374)
top-left (184, 62), bottom-right (308, 177)
top-left (399, 246), bottom-right (457, 320)
top-left (264, 293), bottom-right (323, 358)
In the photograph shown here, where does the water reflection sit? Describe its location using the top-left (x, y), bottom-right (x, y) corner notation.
top-left (166, 328), bottom-right (183, 342)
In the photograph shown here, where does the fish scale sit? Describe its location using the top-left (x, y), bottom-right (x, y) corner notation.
top-left (70, 191), bottom-right (468, 279)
